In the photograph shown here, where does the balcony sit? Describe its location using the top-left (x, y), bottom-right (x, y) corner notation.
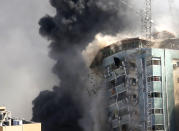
top-left (108, 85), bottom-right (127, 98)
top-left (113, 68), bottom-right (125, 76)
top-left (116, 84), bottom-right (127, 93)
top-left (108, 101), bottom-right (128, 112)
top-left (107, 72), bottom-right (126, 82)
top-left (120, 114), bottom-right (131, 124)
top-left (112, 119), bottom-right (120, 128)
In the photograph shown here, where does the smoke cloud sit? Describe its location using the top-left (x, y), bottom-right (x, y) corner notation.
top-left (0, 0), bottom-right (57, 120)
top-left (38, 0), bottom-right (130, 51)
top-left (82, 33), bottom-right (135, 67)
top-left (32, 0), bottom-right (132, 131)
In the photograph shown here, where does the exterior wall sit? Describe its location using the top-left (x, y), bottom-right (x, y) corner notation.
top-left (150, 48), bottom-right (167, 131)
top-left (0, 123), bottom-right (41, 131)
top-left (103, 48), bottom-right (149, 131)
top-left (145, 49), bottom-right (165, 130)
top-left (173, 60), bottom-right (179, 131)
top-left (1, 126), bottom-right (23, 131)
top-left (161, 49), bottom-right (179, 131)
top-left (102, 48), bottom-right (178, 131)
top-left (23, 123), bottom-right (41, 131)
top-left (173, 60), bottom-right (179, 105)
top-left (147, 48), bottom-right (179, 131)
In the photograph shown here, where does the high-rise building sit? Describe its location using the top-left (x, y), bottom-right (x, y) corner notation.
top-left (0, 107), bottom-right (41, 131)
top-left (90, 37), bottom-right (179, 131)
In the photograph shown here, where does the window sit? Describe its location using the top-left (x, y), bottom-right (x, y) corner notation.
top-left (152, 125), bottom-right (164, 130)
top-left (173, 63), bottom-right (177, 69)
top-left (109, 91), bottom-right (127, 103)
top-left (118, 108), bottom-right (129, 116)
top-left (116, 75), bottom-right (125, 86)
top-left (111, 63), bottom-right (118, 70)
top-left (148, 76), bottom-right (161, 82)
top-left (149, 92), bottom-right (162, 98)
top-left (113, 127), bottom-right (120, 131)
top-left (111, 88), bottom-right (116, 95)
top-left (109, 95), bottom-right (117, 103)
top-left (147, 127), bottom-right (152, 130)
top-left (177, 62), bottom-right (179, 67)
top-left (151, 109), bottom-right (163, 114)
top-left (108, 76), bottom-right (125, 88)
top-left (133, 94), bottom-right (137, 99)
top-left (151, 76), bottom-right (161, 81)
top-left (130, 78), bottom-right (137, 86)
top-left (122, 124), bottom-right (128, 131)
top-left (173, 61), bottom-right (179, 69)
top-left (117, 91), bottom-right (127, 101)
top-left (109, 80), bottom-right (115, 88)
top-left (113, 57), bottom-right (123, 67)
top-left (177, 78), bottom-right (179, 83)
top-left (147, 58), bottom-right (161, 66)
top-left (152, 60), bottom-right (161, 65)
top-left (0, 114), bottom-right (3, 120)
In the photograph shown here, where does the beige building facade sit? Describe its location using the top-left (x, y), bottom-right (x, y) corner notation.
top-left (0, 107), bottom-right (41, 131)
top-left (0, 123), bottom-right (41, 131)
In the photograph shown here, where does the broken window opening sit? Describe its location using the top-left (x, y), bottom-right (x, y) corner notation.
top-left (111, 88), bottom-right (116, 95)
top-left (116, 75), bottom-right (126, 86)
top-left (148, 92), bottom-right (162, 98)
top-left (130, 78), bottom-right (137, 86)
top-left (122, 124), bottom-right (128, 131)
top-left (117, 91), bottom-right (127, 101)
top-left (113, 127), bottom-right (120, 131)
top-left (133, 94), bottom-right (137, 99)
top-left (118, 109), bottom-right (129, 116)
top-left (113, 57), bottom-right (123, 68)
top-left (109, 95), bottom-right (117, 103)
top-left (109, 80), bottom-right (115, 89)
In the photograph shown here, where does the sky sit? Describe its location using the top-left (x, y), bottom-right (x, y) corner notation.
top-left (0, 0), bottom-right (179, 121)
top-left (0, 0), bottom-right (58, 120)
top-left (131, 0), bottom-right (179, 35)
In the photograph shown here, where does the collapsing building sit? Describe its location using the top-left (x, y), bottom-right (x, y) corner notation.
top-left (0, 107), bottom-right (41, 131)
top-left (90, 37), bottom-right (179, 131)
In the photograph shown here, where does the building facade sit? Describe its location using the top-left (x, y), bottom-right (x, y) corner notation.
top-left (91, 38), bottom-right (179, 131)
top-left (0, 107), bottom-right (41, 131)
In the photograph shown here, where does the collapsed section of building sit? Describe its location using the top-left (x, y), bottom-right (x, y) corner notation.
top-left (0, 107), bottom-right (41, 131)
top-left (90, 37), bottom-right (179, 131)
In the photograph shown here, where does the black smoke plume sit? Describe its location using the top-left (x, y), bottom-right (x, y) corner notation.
top-left (32, 0), bottom-right (129, 131)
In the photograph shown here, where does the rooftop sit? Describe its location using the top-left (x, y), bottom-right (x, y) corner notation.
top-left (0, 106), bottom-right (39, 127)
top-left (90, 37), bottom-right (179, 69)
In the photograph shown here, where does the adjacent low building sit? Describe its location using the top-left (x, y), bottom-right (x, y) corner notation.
top-left (91, 37), bottom-right (179, 131)
top-left (0, 107), bottom-right (41, 131)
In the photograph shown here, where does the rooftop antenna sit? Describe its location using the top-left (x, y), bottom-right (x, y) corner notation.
top-left (144, 0), bottom-right (152, 41)
top-left (118, 0), bottom-right (152, 40)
